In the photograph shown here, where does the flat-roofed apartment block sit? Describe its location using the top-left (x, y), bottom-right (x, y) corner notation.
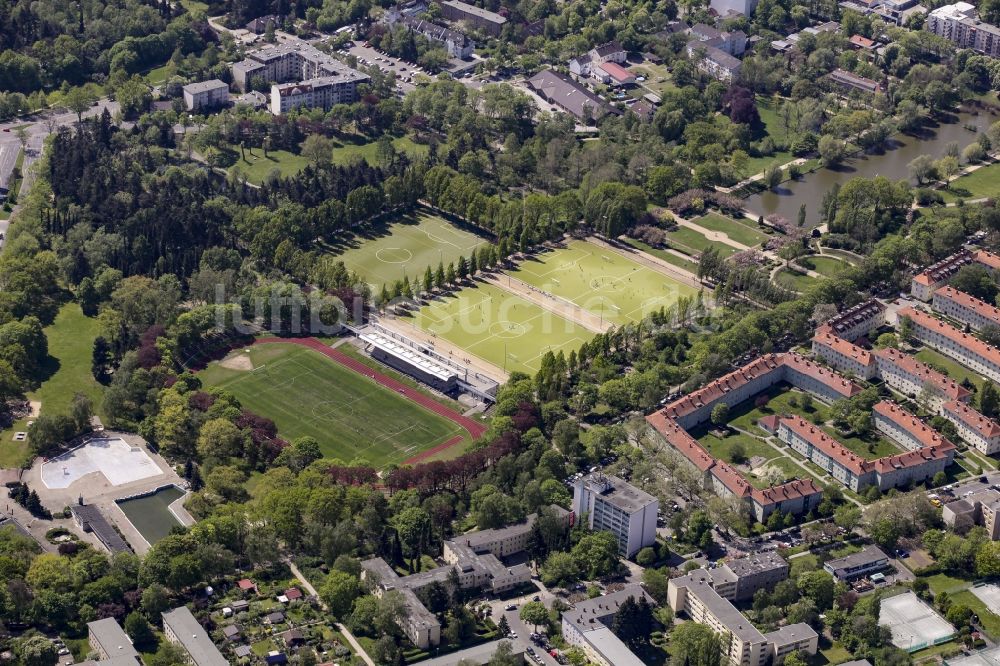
top-left (439, 0), bottom-right (507, 35)
top-left (910, 249), bottom-right (1000, 301)
top-left (230, 41), bottom-right (368, 113)
top-left (87, 618), bottom-right (139, 664)
top-left (943, 488), bottom-right (1000, 538)
top-left (899, 307), bottom-right (1000, 383)
top-left (161, 607), bottom-right (228, 666)
top-left (572, 474), bottom-right (657, 557)
top-left (182, 79), bottom-right (229, 111)
top-left (561, 584), bottom-right (655, 666)
top-left (361, 506), bottom-right (569, 648)
top-left (823, 545), bottom-right (889, 580)
top-left (668, 569), bottom-right (818, 666)
top-left (709, 551), bottom-right (790, 602)
top-left (933, 286), bottom-right (1000, 331)
top-left (942, 400), bottom-right (1000, 454)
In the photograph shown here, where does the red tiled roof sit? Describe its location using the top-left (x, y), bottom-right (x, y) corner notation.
top-left (874, 347), bottom-right (971, 402)
top-left (975, 249), bottom-right (1000, 272)
top-left (780, 416), bottom-right (871, 475)
top-left (751, 477), bottom-right (822, 506)
top-left (284, 587), bottom-right (303, 600)
top-left (656, 354), bottom-right (784, 421)
top-left (238, 579), bottom-right (255, 590)
top-left (781, 352), bottom-right (864, 398)
top-left (644, 412), bottom-right (715, 471)
top-left (913, 249), bottom-right (974, 287)
top-left (599, 61), bottom-right (634, 83)
top-left (900, 307), bottom-right (1000, 368)
top-left (757, 414), bottom-right (780, 433)
top-left (943, 400), bottom-right (1000, 439)
top-left (872, 401), bottom-right (956, 453)
top-left (711, 461), bottom-right (752, 498)
top-left (812, 330), bottom-right (874, 366)
top-left (850, 34), bottom-right (876, 48)
top-left (935, 286), bottom-right (1000, 328)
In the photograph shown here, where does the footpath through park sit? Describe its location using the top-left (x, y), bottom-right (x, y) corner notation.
top-left (253, 337), bottom-right (487, 462)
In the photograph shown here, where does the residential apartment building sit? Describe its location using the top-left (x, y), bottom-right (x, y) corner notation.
top-left (571, 474), bottom-right (657, 557)
top-left (811, 329), bottom-right (876, 379)
top-left (161, 607), bottom-right (229, 666)
top-left (943, 488), bottom-right (1000, 538)
top-left (874, 347), bottom-right (970, 408)
top-left (899, 307), bottom-right (1000, 383)
top-left (777, 404), bottom-right (955, 493)
top-left (439, 0), bottom-right (507, 35)
top-left (685, 23), bottom-right (746, 82)
top-left (910, 249), bottom-right (1000, 300)
top-left (708, 552), bottom-right (789, 602)
top-left (823, 546), bottom-right (889, 580)
top-left (231, 41), bottom-right (368, 114)
top-left (933, 286), bottom-right (1000, 331)
top-left (927, 2), bottom-right (1000, 57)
top-left (361, 507), bottom-right (569, 648)
top-left (270, 75), bottom-right (366, 114)
top-left (87, 618), bottom-right (139, 664)
top-left (569, 41), bottom-right (629, 83)
top-left (818, 299), bottom-right (886, 342)
top-left (709, 459), bottom-right (823, 522)
top-left (668, 570), bottom-right (818, 666)
top-left (942, 400), bottom-right (1000, 454)
top-left (709, 0), bottom-right (759, 17)
top-left (561, 585), bottom-right (654, 666)
top-left (384, 10), bottom-right (475, 58)
top-left (181, 80), bottom-right (229, 111)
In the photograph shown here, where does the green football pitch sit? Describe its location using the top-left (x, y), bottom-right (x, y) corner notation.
top-left (199, 343), bottom-right (464, 466)
top-left (410, 282), bottom-right (594, 375)
top-left (509, 240), bottom-right (700, 325)
top-left (326, 208), bottom-right (491, 288)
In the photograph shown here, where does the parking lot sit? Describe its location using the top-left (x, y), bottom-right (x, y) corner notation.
top-left (342, 42), bottom-right (425, 94)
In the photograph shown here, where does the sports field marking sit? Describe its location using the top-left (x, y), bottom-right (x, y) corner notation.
top-left (511, 240), bottom-right (698, 325)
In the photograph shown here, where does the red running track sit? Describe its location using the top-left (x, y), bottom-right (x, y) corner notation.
top-left (254, 338), bottom-right (487, 462)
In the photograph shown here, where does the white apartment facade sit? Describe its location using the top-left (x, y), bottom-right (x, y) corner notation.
top-left (572, 474), bottom-right (657, 557)
top-left (900, 307), bottom-right (1000, 384)
top-left (933, 286), bottom-right (1000, 331)
top-left (182, 80), bottom-right (229, 111)
top-left (942, 400), bottom-right (1000, 455)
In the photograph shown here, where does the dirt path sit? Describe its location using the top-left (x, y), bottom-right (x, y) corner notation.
top-left (375, 316), bottom-right (509, 383)
top-left (253, 337), bottom-right (487, 446)
top-left (587, 235), bottom-right (704, 291)
top-left (485, 273), bottom-right (612, 334)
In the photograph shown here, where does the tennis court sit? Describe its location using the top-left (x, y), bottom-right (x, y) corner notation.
top-left (327, 207), bottom-right (491, 287)
top-left (972, 583), bottom-right (1000, 616)
top-left (410, 282), bottom-right (593, 375)
top-left (880, 591), bottom-right (956, 652)
top-left (510, 240), bottom-right (699, 325)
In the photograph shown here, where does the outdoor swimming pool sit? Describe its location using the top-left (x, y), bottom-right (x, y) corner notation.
top-left (115, 485), bottom-right (186, 545)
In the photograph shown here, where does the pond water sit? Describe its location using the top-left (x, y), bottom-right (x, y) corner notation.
top-left (744, 109), bottom-right (999, 227)
top-left (116, 485), bottom-right (185, 545)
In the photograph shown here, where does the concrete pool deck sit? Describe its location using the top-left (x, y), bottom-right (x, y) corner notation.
top-left (41, 436), bottom-right (161, 488)
top-left (26, 432), bottom-right (190, 555)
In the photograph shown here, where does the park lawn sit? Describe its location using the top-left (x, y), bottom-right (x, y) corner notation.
top-left (791, 554), bottom-right (820, 578)
top-left (666, 226), bottom-right (738, 258)
top-left (729, 385), bottom-right (830, 433)
top-left (628, 62), bottom-right (679, 97)
top-left (748, 456), bottom-right (822, 488)
top-left (0, 304), bottom-right (106, 468)
top-left (410, 282), bottom-right (593, 375)
top-left (332, 135), bottom-right (428, 166)
top-left (924, 572), bottom-right (972, 595)
top-left (813, 638), bottom-right (853, 666)
top-left (691, 213), bottom-right (769, 247)
top-left (952, 590), bottom-right (1000, 639)
top-left (323, 206), bottom-right (490, 288)
top-left (622, 238), bottom-right (700, 274)
top-left (144, 64), bottom-right (172, 85)
top-left (198, 342), bottom-right (465, 467)
top-left (914, 347), bottom-right (985, 391)
top-left (695, 429), bottom-right (774, 464)
top-left (819, 248), bottom-right (861, 265)
top-left (775, 268), bottom-right (816, 292)
top-left (181, 0), bottom-right (208, 10)
top-left (941, 162), bottom-right (1000, 202)
top-left (820, 427), bottom-right (900, 460)
top-left (797, 255), bottom-right (848, 277)
top-left (509, 239), bottom-right (699, 325)
top-left (229, 147), bottom-right (310, 184)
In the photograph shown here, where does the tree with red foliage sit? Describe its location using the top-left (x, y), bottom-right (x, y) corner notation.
top-left (721, 85), bottom-right (760, 126)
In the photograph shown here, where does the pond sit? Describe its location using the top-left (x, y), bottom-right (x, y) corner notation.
top-left (744, 109), bottom-right (999, 227)
top-left (116, 485), bottom-right (185, 545)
